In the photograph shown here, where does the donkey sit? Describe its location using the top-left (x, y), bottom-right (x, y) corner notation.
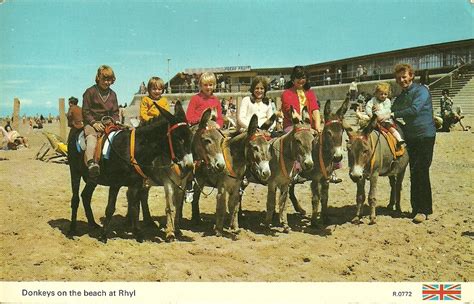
top-left (190, 114), bottom-right (273, 236)
top-left (288, 98), bottom-right (350, 226)
top-left (346, 115), bottom-right (409, 224)
top-left (128, 108), bottom-right (222, 242)
top-left (182, 109), bottom-right (227, 226)
top-left (265, 107), bottom-right (314, 233)
top-left (67, 101), bottom-right (193, 242)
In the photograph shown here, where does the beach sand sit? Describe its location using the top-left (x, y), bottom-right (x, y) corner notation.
top-left (0, 118), bottom-right (472, 282)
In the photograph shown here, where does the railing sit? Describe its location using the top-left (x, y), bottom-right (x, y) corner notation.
top-left (428, 63), bottom-right (470, 89)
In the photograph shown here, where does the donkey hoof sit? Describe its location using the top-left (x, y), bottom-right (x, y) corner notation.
top-left (165, 233), bottom-right (176, 243)
top-left (369, 218), bottom-right (376, 225)
top-left (283, 225), bottom-right (291, 233)
top-left (230, 227), bottom-right (241, 234)
top-left (88, 222), bottom-right (101, 230)
top-left (191, 217), bottom-right (202, 226)
top-left (351, 217), bottom-right (362, 225)
top-left (98, 235), bottom-right (108, 244)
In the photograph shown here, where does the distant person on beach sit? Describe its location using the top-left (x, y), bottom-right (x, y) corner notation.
top-left (238, 76), bottom-right (274, 130)
top-left (1, 123), bottom-right (29, 149)
top-left (349, 79), bottom-right (358, 101)
top-left (439, 89), bottom-right (469, 131)
top-left (82, 65), bottom-right (120, 178)
top-left (186, 72), bottom-right (224, 128)
top-left (66, 96), bottom-right (83, 142)
top-left (139, 77), bottom-right (170, 124)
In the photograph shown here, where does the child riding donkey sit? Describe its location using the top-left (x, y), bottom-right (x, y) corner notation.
top-left (82, 65), bottom-right (121, 177)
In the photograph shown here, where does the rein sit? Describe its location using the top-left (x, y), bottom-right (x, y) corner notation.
top-left (129, 121), bottom-right (189, 180)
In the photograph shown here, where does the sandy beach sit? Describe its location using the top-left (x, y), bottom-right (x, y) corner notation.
top-left (0, 118), bottom-right (472, 282)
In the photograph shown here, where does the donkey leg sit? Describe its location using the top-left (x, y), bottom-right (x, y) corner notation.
top-left (352, 180), bottom-right (366, 224)
top-left (139, 186), bottom-right (155, 226)
top-left (310, 180), bottom-right (322, 227)
top-left (278, 184), bottom-right (291, 233)
top-left (99, 186), bottom-right (121, 243)
top-left (367, 177), bottom-right (378, 225)
top-left (126, 186), bottom-right (143, 243)
top-left (289, 183), bottom-right (307, 215)
top-left (163, 183), bottom-right (177, 242)
top-left (320, 180), bottom-right (330, 224)
top-left (68, 169), bottom-right (81, 236)
top-left (214, 186), bottom-right (226, 237)
top-left (237, 181), bottom-right (248, 224)
top-left (191, 180), bottom-right (202, 225)
top-left (81, 183), bottom-right (100, 230)
top-left (265, 182), bottom-right (277, 228)
top-left (395, 171), bottom-right (406, 213)
top-left (387, 176), bottom-right (397, 211)
top-left (228, 191), bottom-right (242, 233)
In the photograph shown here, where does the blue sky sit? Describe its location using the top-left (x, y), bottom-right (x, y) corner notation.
top-left (0, 0), bottom-right (473, 116)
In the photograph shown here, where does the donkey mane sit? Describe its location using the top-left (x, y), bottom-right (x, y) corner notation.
top-left (135, 114), bottom-right (168, 136)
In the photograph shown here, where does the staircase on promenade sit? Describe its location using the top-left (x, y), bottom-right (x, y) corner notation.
top-left (429, 68), bottom-right (474, 115)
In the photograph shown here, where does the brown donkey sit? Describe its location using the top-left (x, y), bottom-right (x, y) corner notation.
top-left (347, 116), bottom-right (409, 224)
top-left (265, 107), bottom-right (314, 233)
top-left (289, 98), bottom-right (350, 226)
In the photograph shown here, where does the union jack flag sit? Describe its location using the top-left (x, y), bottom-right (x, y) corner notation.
top-left (422, 284), bottom-right (461, 301)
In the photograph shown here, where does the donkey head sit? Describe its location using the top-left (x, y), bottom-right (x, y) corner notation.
top-left (192, 108), bottom-right (226, 172)
top-left (245, 115), bottom-right (272, 182)
top-left (290, 106), bottom-right (314, 171)
top-left (320, 98), bottom-right (349, 163)
top-left (346, 115), bottom-right (377, 182)
top-left (157, 101), bottom-right (194, 171)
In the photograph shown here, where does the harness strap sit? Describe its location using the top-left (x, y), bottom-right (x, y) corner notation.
top-left (319, 134), bottom-right (329, 180)
top-left (222, 139), bottom-right (237, 178)
top-left (279, 136), bottom-right (290, 180)
top-left (167, 122), bottom-right (187, 162)
top-left (130, 128), bottom-right (148, 179)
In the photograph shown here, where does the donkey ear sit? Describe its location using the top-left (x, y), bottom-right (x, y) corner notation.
top-left (199, 108), bottom-right (212, 129)
top-left (301, 106), bottom-right (311, 124)
top-left (290, 105), bottom-right (300, 125)
top-left (323, 99), bottom-right (332, 120)
top-left (362, 115), bottom-right (377, 136)
top-left (210, 107), bottom-right (218, 122)
top-left (336, 97), bottom-right (350, 119)
top-left (156, 103), bottom-right (174, 123)
top-left (174, 100), bottom-right (187, 123)
top-left (260, 114), bottom-right (276, 130)
top-left (247, 114), bottom-right (259, 135)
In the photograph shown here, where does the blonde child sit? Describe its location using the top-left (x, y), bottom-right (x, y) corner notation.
top-left (82, 65), bottom-right (120, 177)
top-left (366, 83), bottom-right (405, 147)
top-left (140, 77), bottom-right (170, 123)
top-left (185, 72), bottom-right (224, 127)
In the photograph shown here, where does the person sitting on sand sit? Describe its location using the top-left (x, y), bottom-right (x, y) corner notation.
top-left (440, 89), bottom-right (470, 131)
top-left (1, 123), bottom-right (29, 150)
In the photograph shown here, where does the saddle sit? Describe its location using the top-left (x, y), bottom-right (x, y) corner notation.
top-left (93, 124), bottom-right (123, 163)
top-left (76, 124), bottom-right (123, 165)
top-left (378, 129), bottom-right (405, 158)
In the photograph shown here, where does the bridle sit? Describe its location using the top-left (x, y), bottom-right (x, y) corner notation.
top-left (278, 126), bottom-right (312, 180)
top-left (318, 119), bottom-right (343, 180)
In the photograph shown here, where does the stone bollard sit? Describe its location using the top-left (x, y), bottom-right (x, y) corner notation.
top-left (13, 98), bottom-right (20, 131)
top-left (59, 98), bottom-right (67, 141)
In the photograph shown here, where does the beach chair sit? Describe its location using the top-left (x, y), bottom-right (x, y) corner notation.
top-left (36, 131), bottom-right (68, 164)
